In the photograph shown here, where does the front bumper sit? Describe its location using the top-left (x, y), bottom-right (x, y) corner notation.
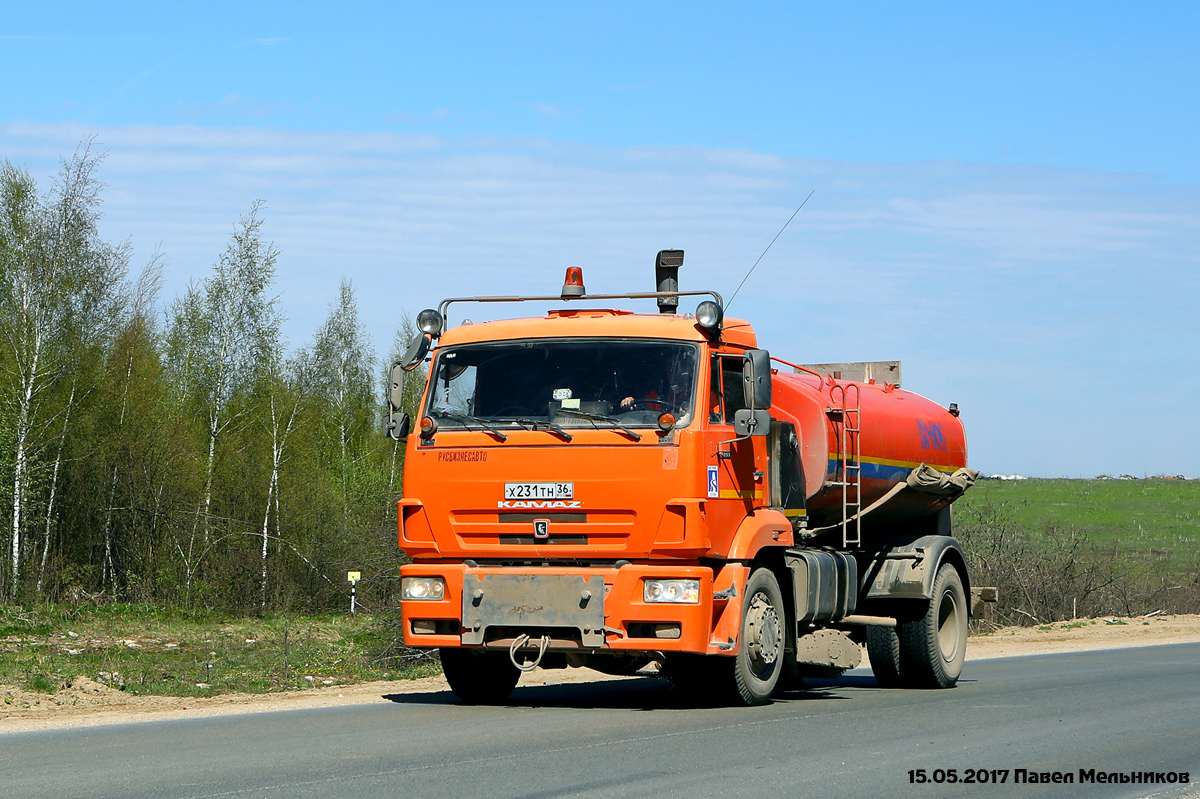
top-left (400, 561), bottom-right (747, 656)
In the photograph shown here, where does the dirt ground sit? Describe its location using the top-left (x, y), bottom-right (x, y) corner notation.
top-left (4, 612), bottom-right (1198, 735)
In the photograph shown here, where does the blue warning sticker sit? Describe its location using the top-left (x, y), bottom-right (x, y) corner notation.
top-left (707, 465), bottom-right (719, 498)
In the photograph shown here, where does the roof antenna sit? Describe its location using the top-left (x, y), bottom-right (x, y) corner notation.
top-left (726, 189), bottom-right (814, 312)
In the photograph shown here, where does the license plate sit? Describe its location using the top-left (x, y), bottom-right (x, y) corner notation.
top-left (504, 482), bottom-right (573, 500)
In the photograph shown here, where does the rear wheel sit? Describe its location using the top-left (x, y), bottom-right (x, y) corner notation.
top-left (732, 568), bottom-right (785, 705)
top-left (897, 563), bottom-right (967, 688)
top-left (439, 648), bottom-right (521, 704)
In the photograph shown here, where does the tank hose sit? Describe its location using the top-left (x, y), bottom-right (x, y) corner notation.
top-left (508, 634), bottom-right (552, 672)
top-left (806, 481), bottom-right (908, 535)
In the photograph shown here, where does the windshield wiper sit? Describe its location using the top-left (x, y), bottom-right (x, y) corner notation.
top-left (554, 408), bottom-right (642, 441)
top-left (513, 418), bottom-right (573, 442)
top-left (434, 412), bottom-right (508, 441)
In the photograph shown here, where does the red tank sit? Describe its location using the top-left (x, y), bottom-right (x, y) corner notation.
top-left (769, 369), bottom-right (968, 528)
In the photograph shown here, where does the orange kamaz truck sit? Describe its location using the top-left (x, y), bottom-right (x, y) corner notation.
top-left (386, 251), bottom-right (980, 705)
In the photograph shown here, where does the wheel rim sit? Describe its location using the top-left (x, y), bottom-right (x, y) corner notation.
top-left (745, 592), bottom-right (781, 673)
top-left (936, 588), bottom-right (962, 663)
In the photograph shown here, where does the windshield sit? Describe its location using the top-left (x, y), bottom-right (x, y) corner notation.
top-left (424, 339), bottom-right (699, 430)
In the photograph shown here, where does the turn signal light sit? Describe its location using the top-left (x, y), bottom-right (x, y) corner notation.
top-left (420, 416), bottom-right (438, 438)
top-left (656, 412), bottom-right (676, 434)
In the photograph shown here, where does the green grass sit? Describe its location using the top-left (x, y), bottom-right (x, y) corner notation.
top-left (0, 604), bottom-right (437, 698)
top-left (957, 477), bottom-right (1200, 570)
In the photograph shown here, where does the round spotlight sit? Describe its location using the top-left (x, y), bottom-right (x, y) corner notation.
top-left (656, 412), bottom-right (677, 434)
top-left (695, 301), bottom-right (723, 332)
top-left (416, 309), bottom-right (444, 336)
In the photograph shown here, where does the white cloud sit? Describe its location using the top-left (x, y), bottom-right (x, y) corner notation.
top-left (525, 102), bottom-right (579, 120)
top-left (2, 122), bottom-right (1197, 475)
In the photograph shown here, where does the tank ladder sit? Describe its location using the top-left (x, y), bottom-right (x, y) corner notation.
top-left (827, 382), bottom-right (862, 548)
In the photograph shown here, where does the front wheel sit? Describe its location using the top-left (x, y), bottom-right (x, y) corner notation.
top-left (897, 563), bottom-right (967, 688)
top-left (732, 567), bottom-right (785, 705)
top-left (439, 648), bottom-right (521, 704)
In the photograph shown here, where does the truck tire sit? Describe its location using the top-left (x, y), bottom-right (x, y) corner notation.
top-left (866, 625), bottom-right (904, 687)
top-left (732, 567), bottom-right (785, 705)
top-left (896, 563), bottom-right (967, 688)
top-left (439, 648), bottom-right (521, 704)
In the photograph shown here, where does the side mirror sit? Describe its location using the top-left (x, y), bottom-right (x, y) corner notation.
top-left (386, 412), bottom-right (410, 441)
top-left (742, 349), bottom-right (772, 410)
top-left (399, 333), bottom-right (431, 371)
top-left (388, 363), bottom-right (405, 409)
top-left (733, 408), bottom-right (771, 437)
top-left (386, 362), bottom-right (411, 441)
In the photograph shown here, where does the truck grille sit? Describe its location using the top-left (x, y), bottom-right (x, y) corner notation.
top-left (498, 534), bottom-right (589, 545)
top-left (498, 513), bottom-right (587, 523)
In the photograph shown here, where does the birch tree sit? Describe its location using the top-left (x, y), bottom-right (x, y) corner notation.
top-left (95, 258), bottom-right (163, 594)
top-left (0, 146), bottom-right (130, 600)
top-left (166, 202), bottom-right (281, 590)
top-left (307, 279), bottom-right (375, 516)
top-left (0, 162), bottom-right (42, 600)
top-left (258, 355), bottom-right (303, 608)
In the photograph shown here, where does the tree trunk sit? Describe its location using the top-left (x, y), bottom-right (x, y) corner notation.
top-left (100, 350), bottom-right (136, 594)
top-left (37, 371), bottom-right (79, 596)
top-left (9, 341), bottom-right (40, 601)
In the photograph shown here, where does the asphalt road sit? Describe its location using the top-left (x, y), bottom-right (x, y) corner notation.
top-left (2, 643), bottom-right (1198, 799)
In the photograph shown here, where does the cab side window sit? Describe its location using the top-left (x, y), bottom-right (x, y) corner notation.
top-left (722, 358), bottom-right (747, 423)
top-left (709, 355), bottom-right (723, 423)
top-left (709, 354), bottom-right (748, 425)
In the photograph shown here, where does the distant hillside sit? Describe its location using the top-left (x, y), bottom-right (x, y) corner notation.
top-left (956, 478), bottom-right (1200, 570)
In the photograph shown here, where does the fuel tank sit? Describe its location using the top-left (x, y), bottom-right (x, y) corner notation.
top-left (770, 371), bottom-right (968, 527)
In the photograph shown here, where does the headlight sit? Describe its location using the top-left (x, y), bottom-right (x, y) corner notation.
top-left (643, 579), bottom-right (700, 604)
top-left (401, 576), bottom-right (446, 600)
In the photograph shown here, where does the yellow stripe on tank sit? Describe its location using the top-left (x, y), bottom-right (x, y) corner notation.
top-left (827, 455), bottom-right (960, 473)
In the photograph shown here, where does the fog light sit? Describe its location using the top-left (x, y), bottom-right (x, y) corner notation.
top-left (644, 579), bottom-right (700, 604)
top-left (411, 619), bottom-right (438, 634)
top-left (401, 576), bottom-right (446, 600)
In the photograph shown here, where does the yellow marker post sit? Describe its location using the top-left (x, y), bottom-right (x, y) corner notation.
top-left (347, 571), bottom-right (361, 613)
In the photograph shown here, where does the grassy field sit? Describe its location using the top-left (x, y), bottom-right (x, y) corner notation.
top-left (957, 477), bottom-right (1200, 570)
top-left (0, 604), bottom-right (434, 697)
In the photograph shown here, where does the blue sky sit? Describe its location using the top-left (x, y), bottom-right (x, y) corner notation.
top-left (2, 2), bottom-right (1198, 476)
